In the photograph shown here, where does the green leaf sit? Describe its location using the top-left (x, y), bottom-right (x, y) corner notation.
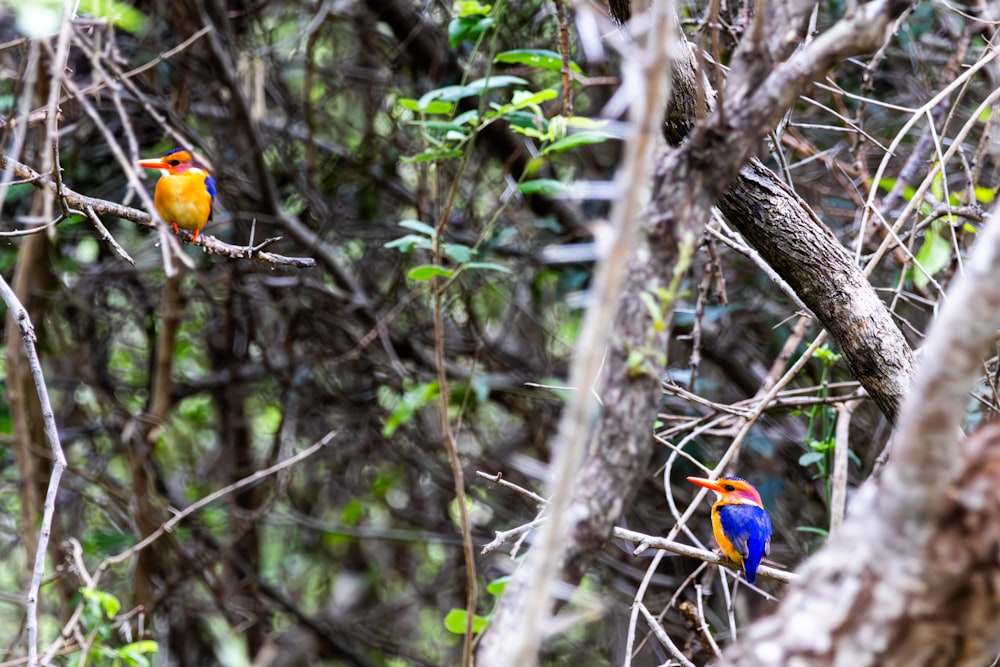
top-left (503, 110), bottom-right (550, 139)
top-left (798, 451), bottom-right (825, 467)
top-left (444, 243), bottom-right (473, 263)
top-left (397, 97), bottom-right (454, 114)
top-left (453, 1), bottom-right (491, 17)
top-left (408, 265), bottom-right (455, 281)
top-left (464, 75), bottom-right (530, 96)
top-left (420, 120), bottom-right (471, 137)
top-left (518, 179), bottom-right (569, 196)
top-left (541, 131), bottom-right (613, 155)
top-left (384, 234), bottom-right (433, 252)
top-left (398, 219), bottom-right (437, 237)
top-left (486, 575), bottom-right (510, 596)
top-left (494, 49), bottom-right (583, 74)
top-left (341, 498), bottom-right (364, 525)
top-left (913, 225), bottom-right (952, 290)
top-left (453, 109), bottom-right (480, 126)
top-left (80, 0), bottom-right (147, 33)
top-left (82, 589), bottom-right (121, 619)
top-left (795, 526), bottom-right (829, 537)
top-left (418, 85), bottom-right (469, 107)
top-left (876, 177), bottom-right (915, 202)
top-left (448, 16), bottom-right (494, 47)
top-left (119, 640), bottom-right (158, 664)
top-left (443, 609), bottom-right (490, 635)
top-left (464, 262), bottom-right (511, 273)
top-left (975, 186), bottom-right (996, 204)
top-left (382, 381), bottom-right (440, 437)
top-left (564, 116), bottom-right (610, 130)
top-left (401, 148), bottom-right (464, 163)
top-left (509, 88), bottom-right (559, 110)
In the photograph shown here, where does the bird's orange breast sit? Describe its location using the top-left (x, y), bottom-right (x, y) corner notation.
top-left (153, 170), bottom-right (213, 232)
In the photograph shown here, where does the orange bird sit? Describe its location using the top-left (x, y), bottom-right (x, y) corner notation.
top-left (687, 475), bottom-right (772, 584)
top-left (137, 148), bottom-right (216, 242)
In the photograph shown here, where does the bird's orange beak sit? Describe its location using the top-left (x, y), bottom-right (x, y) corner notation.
top-left (137, 157), bottom-right (167, 169)
top-left (686, 476), bottom-right (723, 493)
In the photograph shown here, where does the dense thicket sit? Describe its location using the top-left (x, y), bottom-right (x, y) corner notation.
top-left (0, 0), bottom-right (998, 665)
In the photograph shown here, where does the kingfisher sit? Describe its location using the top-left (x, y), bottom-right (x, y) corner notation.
top-left (137, 148), bottom-right (216, 242)
top-left (687, 475), bottom-right (772, 584)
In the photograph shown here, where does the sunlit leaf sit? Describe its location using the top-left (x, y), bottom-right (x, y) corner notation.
top-left (443, 609), bottom-right (490, 634)
top-left (408, 265), bottom-right (455, 281)
top-left (397, 97), bottom-right (454, 114)
top-left (398, 219), bottom-right (437, 237)
top-left (494, 49), bottom-right (583, 74)
top-left (975, 186), bottom-right (996, 204)
top-left (384, 234), bottom-right (433, 252)
top-left (518, 179), bottom-right (569, 196)
top-left (382, 381), bottom-right (440, 437)
top-left (80, 0), bottom-right (148, 33)
top-left (486, 575), bottom-right (511, 596)
top-left (448, 15), bottom-right (494, 46)
top-left (502, 110), bottom-right (549, 139)
top-left (541, 131), bottom-right (613, 155)
top-left (913, 225), bottom-right (952, 290)
top-left (564, 116), bottom-right (611, 130)
top-left (453, 0), bottom-right (491, 17)
top-left (509, 88), bottom-right (559, 110)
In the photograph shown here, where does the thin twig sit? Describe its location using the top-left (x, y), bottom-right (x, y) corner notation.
top-left (39, 433), bottom-right (333, 664)
top-left (0, 273), bottom-right (68, 667)
top-left (831, 399), bottom-right (862, 533)
top-left (638, 602), bottom-right (696, 667)
top-left (475, 471), bottom-right (547, 506)
top-left (613, 527), bottom-right (797, 584)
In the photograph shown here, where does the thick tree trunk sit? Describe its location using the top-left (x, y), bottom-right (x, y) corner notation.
top-left (720, 160), bottom-right (915, 422)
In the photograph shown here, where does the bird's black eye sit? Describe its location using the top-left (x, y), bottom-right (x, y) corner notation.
top-left (167, 159), bottom-right (180, 166)
top-left (723, 484), bottom-right (736, 492)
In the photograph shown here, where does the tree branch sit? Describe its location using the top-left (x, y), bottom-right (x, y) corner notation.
top-left (0, 153), bottom-right (316, 268)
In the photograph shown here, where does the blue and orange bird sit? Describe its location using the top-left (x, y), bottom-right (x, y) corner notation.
top-left (687, 475), bottom-right (772, 584)
top-left (137, 148), bottom-right (216, 242)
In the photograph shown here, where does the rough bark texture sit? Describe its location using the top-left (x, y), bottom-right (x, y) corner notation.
top-left (660, 27), bottom-right (916, 424)
top-left (726, 200), bottom-right (1000, 666)
top-left (720, 160), bottom-right (915, 422)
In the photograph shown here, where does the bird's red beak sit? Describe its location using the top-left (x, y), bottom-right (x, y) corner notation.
top-left (137, 158), bottom-right (167, 169)
top-left (686, 476), bottom-right (723, 493)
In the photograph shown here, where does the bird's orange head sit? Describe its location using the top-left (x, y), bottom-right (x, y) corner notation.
top-left (137, 148), bottom-right (201, 175)
top-left (686, 475), bottom-right (763, 506)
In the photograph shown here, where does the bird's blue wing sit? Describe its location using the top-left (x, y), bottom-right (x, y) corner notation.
top-left (717, 503), bottom-right (772, 583)
top-left (204, 174), bottom-right (217, 200)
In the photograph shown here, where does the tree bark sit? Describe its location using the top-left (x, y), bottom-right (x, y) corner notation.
top-left (720, 160), bottom-right (915, 422)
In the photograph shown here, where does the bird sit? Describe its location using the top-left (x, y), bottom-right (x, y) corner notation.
top-left (137, 147), bottom-right (216, 242)
top-left (687, 475), bottom-right (772, 584)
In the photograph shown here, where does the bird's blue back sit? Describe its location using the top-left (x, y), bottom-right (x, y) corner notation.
top-left (716, 503), bottom-right (772, 583)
